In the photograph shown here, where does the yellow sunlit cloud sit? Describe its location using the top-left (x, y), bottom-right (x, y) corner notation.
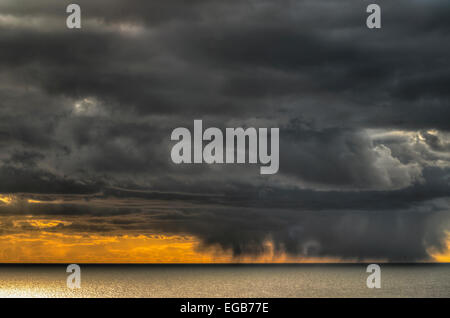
top-left (27, 199), bottom-right (65, 204)
top-left (0, 194), bottom-right (13, 205)
top-left (12, 219), bottom-right (72, 229)
top-left (27, 199), bottom-right (43, 204)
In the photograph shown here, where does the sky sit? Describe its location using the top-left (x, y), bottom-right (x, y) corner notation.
top-left (0, 0), bottom-right (449, 263)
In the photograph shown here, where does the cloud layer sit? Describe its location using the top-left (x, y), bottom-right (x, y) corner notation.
top-left (0, 0), bottom-right (449, 261)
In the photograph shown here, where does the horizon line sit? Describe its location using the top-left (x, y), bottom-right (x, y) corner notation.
top-left (0, 262), bottom-right (448, 265)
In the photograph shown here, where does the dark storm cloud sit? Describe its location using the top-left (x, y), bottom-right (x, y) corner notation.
top-left (0, 0), bottom-right (450, 260)
top-left (0, 165), bottom-right (102, 194)
top-left (158, 205), bottom-right (449, 261)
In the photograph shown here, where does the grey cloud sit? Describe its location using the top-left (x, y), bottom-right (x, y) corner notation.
top-left (0, 0), bottom-right (449, 260)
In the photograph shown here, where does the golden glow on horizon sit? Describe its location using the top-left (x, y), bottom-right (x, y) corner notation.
top-left (0, 232), bottom-right (229, 263)
top-left (1, 230), bottom-right (445, 263)
top-left (0, 231), bottom-right (352, 263)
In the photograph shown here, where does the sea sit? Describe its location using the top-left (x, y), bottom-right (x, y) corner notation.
top-left (0, 264), bottom-right (448, 298)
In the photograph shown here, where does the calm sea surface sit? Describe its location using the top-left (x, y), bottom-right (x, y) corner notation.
top-left (0, 264), bottom-right (448, 298)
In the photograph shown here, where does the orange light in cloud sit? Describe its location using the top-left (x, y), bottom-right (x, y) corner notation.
top-left (431, 234), bottom-right (450, 263)
top-left (27, 199), bottom-right (65, 204)
top-left (12, 219), bottom-right (72, 229)
top-left (0, 194), bottom-right (13, 205)
top-left (27, 199), bottom-right (43, 204)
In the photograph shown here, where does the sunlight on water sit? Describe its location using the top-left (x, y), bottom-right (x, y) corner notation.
top-left (0, 265), bottom-right (448, 298)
